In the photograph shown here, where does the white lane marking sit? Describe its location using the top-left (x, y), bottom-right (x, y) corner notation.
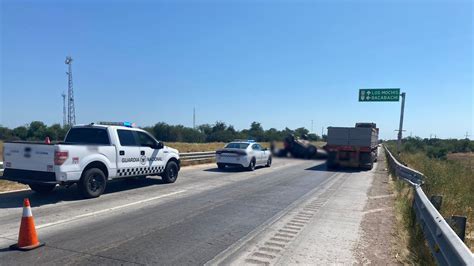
top-left (36, 190), bottom-right (186, 230)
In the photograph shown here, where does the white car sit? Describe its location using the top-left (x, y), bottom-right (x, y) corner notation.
top-left (215, 140), bottom-right (272, 171)
top-left (2, 122), bottom-right (180, 198)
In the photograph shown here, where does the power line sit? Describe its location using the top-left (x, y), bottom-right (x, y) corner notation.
top-left (65, 56), bottom-right (76, 126)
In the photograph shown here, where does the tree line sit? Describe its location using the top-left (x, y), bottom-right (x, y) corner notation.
top-left (0, 121), bottom-right (323, 143)
top-left (398, 136), bottom-right (474, 159)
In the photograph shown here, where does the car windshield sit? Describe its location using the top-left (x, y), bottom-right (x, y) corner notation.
top-left (225, 143), bottom-right (249, 149)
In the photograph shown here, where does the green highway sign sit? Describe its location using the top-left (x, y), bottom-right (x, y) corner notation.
top-left (359, 88), bottom-right (400, 102)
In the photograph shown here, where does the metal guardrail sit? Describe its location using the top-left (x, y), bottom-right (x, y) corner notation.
top-left (0, 152), bottom-right (217, 171)
top-left (179, 151), bottom-right (215, 162)
top-left (384, 145), bottom-right (474, 265)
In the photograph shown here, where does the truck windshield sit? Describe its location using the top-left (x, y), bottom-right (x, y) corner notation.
top-left (65, 128), bottom-right (110, 145)
top-left (225, 143), bottom-right (249, 149)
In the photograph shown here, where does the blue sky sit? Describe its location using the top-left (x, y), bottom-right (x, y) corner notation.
top-left (1, 0), bottom-right (472, 139)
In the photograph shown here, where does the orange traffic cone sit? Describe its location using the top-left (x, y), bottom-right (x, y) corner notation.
top-left (10, 198), bottom-right (44, 251)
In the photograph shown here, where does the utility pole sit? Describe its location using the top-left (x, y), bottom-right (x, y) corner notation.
top-left (193, 107), bottom-right (196, 129)
top-left (465, 132), bottom-right (470, 139)
top-left (65, 56), bottom-right (76, 126)
top-left (311, 120), bottom-right (313, 133)
top-left (321, 126), bottom-right (324, 137)
top-left (61, 92), bottom-right (66, 127)
top-left (396, 92), bottom-right (406, 153)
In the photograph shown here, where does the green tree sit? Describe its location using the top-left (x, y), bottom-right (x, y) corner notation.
top-left (12, 126), bottom-right (28, 140)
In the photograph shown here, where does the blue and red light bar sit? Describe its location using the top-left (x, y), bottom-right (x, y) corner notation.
top-left (97, 122), bottom-right (136, 128)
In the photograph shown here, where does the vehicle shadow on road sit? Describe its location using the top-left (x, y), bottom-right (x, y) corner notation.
top-left (204, 167), bottom-right (245, 173)
top-left (305, 163), bottom-right (364, 173)
top-left (204, 166), bottom-right (267, 173)
top-left (0, 177), bottom-right (165, 209)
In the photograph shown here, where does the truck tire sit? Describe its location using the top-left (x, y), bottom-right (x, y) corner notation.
top-left (29, 183), bottom-right (56, 194)
top-left (217, 163), bottom-right (226, 170)
top-left (247, 158), bottom-right (256, 171)
top-left (162, 161), bottom-right (179, 183)
top-left (365, 163), bottom-right (374, 170)
top-left (327, 162), bottom-right (338, 170)
top-left (78, 168), bottom-right (107, 198)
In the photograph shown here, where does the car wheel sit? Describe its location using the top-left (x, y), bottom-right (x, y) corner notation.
top-left (78, 168), bottom-right (107, 198)
top-left (162, 161), bottom-right (179, 183)
top-left (29, 183), bottom-right (56, 194)
top-left (247, 159), bottom-right (256, 171)
top-left (217, 163), bottom-right (226, 170)
top-left (265, 156), bottom-right (272, 167)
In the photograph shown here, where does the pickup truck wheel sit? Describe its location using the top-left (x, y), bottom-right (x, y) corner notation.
top-left (29, 184), bottom-right (56, 194)
top-left (217, 163), bottom-right (226, 170)
top-left (79, 168), bottom-right (107, 198)
top-left (247, 159), bottom-right (256, 171)
top-left (162, 161), bottom-right (178, 183)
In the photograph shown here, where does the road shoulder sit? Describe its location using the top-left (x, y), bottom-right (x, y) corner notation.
top-left (353, 152), bottom-right (399, 264)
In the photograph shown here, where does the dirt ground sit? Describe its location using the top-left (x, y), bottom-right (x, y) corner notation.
top-left (354, 152), bottom-right (399, 264)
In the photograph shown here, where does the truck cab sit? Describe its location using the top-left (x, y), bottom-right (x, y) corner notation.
top-left (2, 122), bottom-right (180, 198)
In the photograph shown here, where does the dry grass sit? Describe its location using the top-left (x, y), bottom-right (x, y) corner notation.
top-left (165, 142), bottom-right (226, 152)
top-left (447, 152), bottom-right (474, 170)
top-left (391, 176), bottom-right (435, 264)
top-left (394, 151), bottom-right (474, 253)
top-left (0, 180), bottom-right (28, 192)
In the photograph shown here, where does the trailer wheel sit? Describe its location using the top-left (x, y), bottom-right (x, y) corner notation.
top-left (363, 163), bottom-right (373, 171)
top-left (78, 168), bottom-right (107, 198)
top-left (29, 184), bottom-right (56, 194)
top-left (327, 163), bottom-right (338, 170)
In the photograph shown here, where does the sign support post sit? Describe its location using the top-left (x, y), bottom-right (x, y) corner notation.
top-left (397, 92), bottom-right (406, 154)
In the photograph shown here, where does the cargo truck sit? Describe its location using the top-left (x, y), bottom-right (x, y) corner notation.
top-left (325, 122), bottom-right (379, 170)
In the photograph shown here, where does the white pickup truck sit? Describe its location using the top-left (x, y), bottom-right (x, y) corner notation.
top-left (2, 122), bottom-right (180, 198)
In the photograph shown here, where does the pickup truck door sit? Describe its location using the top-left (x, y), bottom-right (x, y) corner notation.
top-left (136, 131), bottom-right (165, 175)
top-left (116, 129), bottom-right (142, 177)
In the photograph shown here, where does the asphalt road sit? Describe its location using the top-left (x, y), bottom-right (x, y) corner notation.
top-left (0, 158), bottom-right (376, 265)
